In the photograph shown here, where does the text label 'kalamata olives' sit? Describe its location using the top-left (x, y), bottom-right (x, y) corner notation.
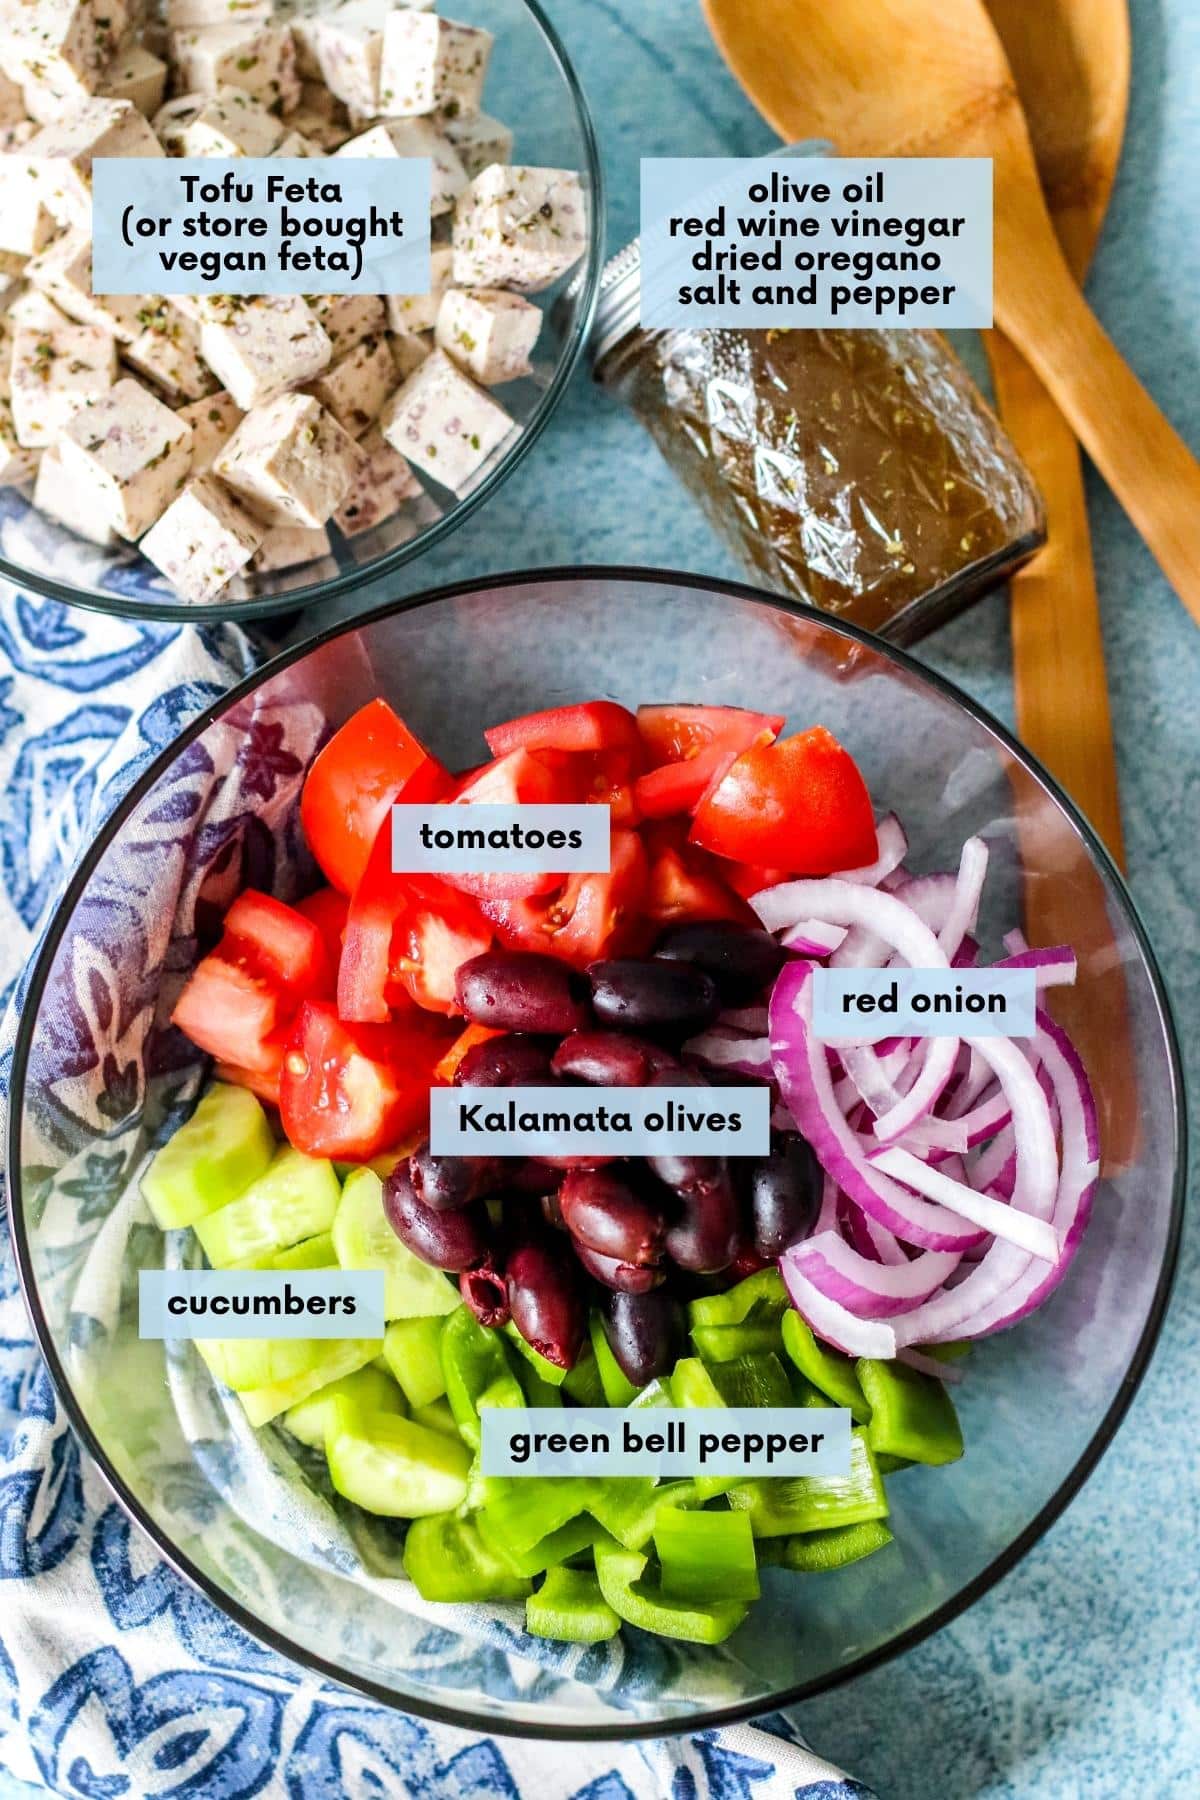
top-left (429, 1084), bottom-right (771, 1157)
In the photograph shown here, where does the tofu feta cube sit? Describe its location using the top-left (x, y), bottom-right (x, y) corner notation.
top-left (308, 292), bottom-right (386, 357)
top-left (214, 391), bottom-right (363, 526)
top-left (304, 332), bottom-right (395, 436)
top-left (166, 0), bottom-right (272, 25)
top-left (10, 317), bottom-right (118, 448)
top-left (170, 23), bottom-right (300, 115)
top-left (435, 286), bottom-right (540, 385)
top-left (336, 117), bottom-right (466, 215)
top-left (379, 346), bottom-right (513, 493)
top-left (388, 329), bottom-right (431, 381)
top-left (333, 423), bottom-right (420, 536)
top-left (155, 86), bottom-right (285, 156)
top-left (386, 243), bottom-right (454, 335)
top-left (379, 13), bottom-right (492, 120)
top-left (452, 164), bottom-right (587, 292)
top-left (99, 43), bottom-right (169, 116)
top-left (125, 301), bottom-right (219, 401)
top-left (140, 474), bottom-right (263, 601)
top-left (3, 1), bottom-right (129, 123)
top-left (442, 110), bottom-right (513, 178)
top-left (30, 100), bottom-right (163, 228)
top-left (285, 103), bottom-right (352, 151)
top-left (7, 288), bottom-right (68, 332)
top-left (58, 377), bottom-right (192, 538)
top-left (272, 130), bottom-right (319, 157)
top-left (197, 295), bottom-right (332, 409)
top-left (0, 400), bottom-right (41, 485)
top-left (306, 0), bottom-right (392, 115)
top-left (250, 522), bottom-right (331, 571)
top-left (33, 444), bottom-right (119, 544)
top-left (0, 157), bottom-right (59, 258)
top-left (26, 229), bottom-right (148, 344)
top-left (175, 389), bottom-right (242, 474)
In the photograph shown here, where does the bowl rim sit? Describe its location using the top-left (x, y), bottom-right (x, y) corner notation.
top-left (0, 0), bottom-right (607, 625)
top-left (6, 564), bottom-right (1187, 1742)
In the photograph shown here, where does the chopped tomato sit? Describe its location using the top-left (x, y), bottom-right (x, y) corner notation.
top-left (646, 847), bottom-right (755, 926)
top-left (484, 700), bottom-right (640, 758)
top-left (173, 958), bottom-right (282, 1074)
top-left (214, 1058), bottom-right (282, 1107)
top-left (295, 887), bottom-right (349, 970)
top-left (689, 726), bottom-right (877, 874)
top-left (433, 1022), bottom-right (504, 1083)
top-left (222, 889), bottom-right (332, 995)
top-left (725, 863), bottom-right (790, 901)
top-left (300, 699), bottom-right (451, 895)
top-left (634, 749), bottom-right (731, 819)
top-left (172, 890), bottom-right (333, 1073)
top-left (636, 703), bottom-right (784, 767)
top-left (535, 746), bottom-right (643, 827)
top-left (440, 749), bottom-right (570, 901)
top-left (280, 1001), bottom-right (451, 1161)
top-left (480, 828), bottom-right (650, 968)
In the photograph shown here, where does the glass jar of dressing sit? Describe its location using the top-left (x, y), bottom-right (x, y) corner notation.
top-left (590, 240), bottom-right (1045, 644)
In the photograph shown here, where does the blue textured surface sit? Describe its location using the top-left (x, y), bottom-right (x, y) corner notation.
top-left (313, 1), bottom-right (1200, 1793)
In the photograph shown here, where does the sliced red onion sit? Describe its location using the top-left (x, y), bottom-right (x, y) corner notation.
top-left (937, 837), bottom-right (989, 962)
top-left (780, 919), bottom-right (848, 956)
top-left (790, 1230), bottom-right (960, 1318)
top-left (1003, 928), bottom-right (1029, 956)
top-left (720, 1005), bottom-right (770, 1032)
top-left (871, 1034), bottom-right (960, 1144)
top-left (889, 872), bottom-right (956, 934)
top-left (683, 1027), bottom-right (772, 1080)
top-left (752, 878), bottom-right (948, 969)
top-left (831, 813), bottom-right (908, 886)
top-left (952, 934), bottom-right (980, 969)
top-left (870, 1146), bottom-right (1060, 1263)
top-left (898, 1347), bottom-right (965, 1385)
top-left (780, 1256), bottom-right (898, 1359)
top-left (995, 945), bottom-right (1078, 988)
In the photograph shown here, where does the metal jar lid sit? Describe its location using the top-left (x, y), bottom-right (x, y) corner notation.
top-left (588, 237), bottom-right (644, 370)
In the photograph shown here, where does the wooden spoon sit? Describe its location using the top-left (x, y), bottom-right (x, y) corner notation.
top-left (701, 0), bottom-right (1200, 631)
top-left (985, 0), bottom-right (1128, 867)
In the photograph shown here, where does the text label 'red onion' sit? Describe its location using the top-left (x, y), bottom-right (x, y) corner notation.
top-left (429, 1085), bottom-right (772, 1157)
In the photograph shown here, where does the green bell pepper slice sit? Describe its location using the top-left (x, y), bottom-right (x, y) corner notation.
top-left (689, 1266), bottom-right (788, 1329)
top-left (487, 1512), bottom-right (603, 1581)
top-left (561, 1343), bottom-right (606, 1407)
top-left (588, 1311), bottom-right (641, 1407)
top-left (667, 1356), bottom-right (736, 1501)
top-left (470, 1474), bottom-right (593, 1556)
top-left (691, 1322), bottom-right (784, 1362)
top-left (654, 1505), bottom-right (760, 1603)
top-left (781, 1310), bottom-right (872, 1423)
top-left (857, 1358), bottom-right (963, 1466)
top-left (775, 1517), bottom-right (894, 1572)
top-left (403, 1512), bottom-right (532, 1602)
top-left (593, 1536), bottom-right (748, 1644)
top-left (526, 1567), bottom-right (620, 1642)
top-left (708, 1352), bottom-right (793, 1409)
top-left (588, 1477), bottom-right (701, 1551)
top-left (727, 1429), bottom-right (887, 1537)
top-left (440, 1307), bottom-right (524, 1451)
top-left (504, 1320), bottom-right (569, 1387)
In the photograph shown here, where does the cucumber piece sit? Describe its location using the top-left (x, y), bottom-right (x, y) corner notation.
top-left (325, 1396), bottom-right (471, 1517)
top-left (404, 1513), bottom-right (532, 1602)
top-left (411, 1396), bottom-right (459, 1438)
top-left (282, 1365), bottom-right (404, 1449)
top-left (141, 1084), bottom-right (274, 1229)
top-left (196, 1147), bottom-right (341, 1268)
top-left (234, 1231), bottom-right (337, 1272)
top-left (383, 1315), bottom-right (451, 1409)
top-left (233, 1339), bottom-right (382, 1427)
top-left (198, 1332), bottom-right (381, 1394)
top-left (332, 1169), bottom-right (459, 1319)
top-left (526, 1567), bottom-right (620, 1642)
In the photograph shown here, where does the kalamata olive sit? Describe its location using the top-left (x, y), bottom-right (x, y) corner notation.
top-left (456, 951), bottom-right (592, 1035)
top-left (662, 1164), bottom-right (740, 1272)
top-left (653, 920), bottom-right (787, 1004)
top-left (728, 1242), bottom-right (771, 1280)
top-left (383, 1165), bottom-right (489, 1271)
top-left (574, 1242), bottom-right (666, 1294)
top-left (551, 1028), bottom-right (679, 1086)
top-left (460, 1257), bottom-right (510, 1328)
top-left (558, 1168), bottom-right (666, 1267)
top-left (602, 1289), bottom-right (686, 1387)
top-left (588, 958), bottom-right (720, 1035)
top-left (750, 1137), bottom-right (821, 1257)
top-left (506, 1238), bottom-right (586, 1368)
top-left (454, 1032), bottom-right (553, 1088)
top-left (511, 1158), bottom-right (561, 1196)
top-left (408, 1143), bottom-right (505, 1211)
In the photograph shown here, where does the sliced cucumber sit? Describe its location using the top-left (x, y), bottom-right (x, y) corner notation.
top-left (411, 1396), bottom-right (459, 1439)
top-left (196, 1146), bottom-right (341, 1268)
top-left (246, 1231), bottom-right (338, 1273)
top-left (383, 1315), bottom-right (451, 1409)
top-left (233, 1340), bottom-right (382, 1427)
top-left (325, 1396), bottom-right (470, 1517)
top-left (282, 1365), bottom-right (404, 1449)
top-left (198, 1332), bottom-right (380, 1394)
top-left (142, 1084), bottom-right (274, 1230)
top-left (332, 1169), bottom-right (460, 1319)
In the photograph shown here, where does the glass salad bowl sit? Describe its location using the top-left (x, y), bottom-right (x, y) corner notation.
top-left (7, 570), bottom-right (1184, 1738)
top-left (0, 0), bottom-right (603, 622)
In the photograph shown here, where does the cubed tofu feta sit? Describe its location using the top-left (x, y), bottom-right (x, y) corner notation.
top-left (442, 109), bottom-right (513, 178)
top-left (10, 317), bottom-right (117, 447)
top-left (0, 156), bottom-right (59, 258)
top-left (166, 0), bottom-right (272, 24)
top-left (3, 2), bottom-right (129, 123)
top-left (284, 104), bottom-right (352, 151)
top-left (99, 43), bottom-right (169, 116)
top-left (379, 13), bottom-right (491, 120)
top-left (170, 23), bottom-right (300, 115)
top-left (307, 292), bottom-right (386, 357)
top-left (124, 301), bottom-right (219, 401)
top-left (175, 389), bottom-right (243, 474)
top-left (452, 164), bottom-right (587, 292)
top-left (6, 288), bottom-right (68, 332)
top-left (26, 229), bottom-right (148, 343)
top-left (435, 286), bottom-right (540, 385)
top-left (58, 376), bottom-right (192, 538)
top-left (30, 99), bottom-right (163, 228)
top-left (336, 117), bottom-right (465, 215)
top-left (387, 329), bottom-right (432, 381)
top-left (378, 345), bottom-right (513, 493)
top-left (333, 423), bottom-right (420, 536)
top-left (198, 295), bottom-right (332, 409)
top-left (140, 474), bottom-right (262, 601)
top-left (304, 332), bottom-right (394, 436)
top-left (251, 522), bottom-right (331, 571)
top-left (0, 399), bottom-right (40, 484)
top-left (33, 444), bottom-right (119, 543)
top-left (385, 243), bottom-right (453, 335)
top-left (214, 390), bottom-right (363, 526)
top-left (305, 0), bottom-right (394, 114)
top-left (155, 86), bottom-right (285, 156)
top-left (272, 130), bottom-right (319, 156)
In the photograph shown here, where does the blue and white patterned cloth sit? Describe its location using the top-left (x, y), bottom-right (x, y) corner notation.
top-left (0, 592), bottom-right (874, 1800)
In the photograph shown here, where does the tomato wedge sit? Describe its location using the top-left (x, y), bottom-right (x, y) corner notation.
top-left (300, 699), bottom-right (451, 895)
top-left (280, 1001), bottom-right (451, 1161)
top-left (295, 886), bottom-right (349, 970)
top-left (172, 889), bottom-right (333, 1073)
top-left (690, 726), bottom-right (878, 874)
top-left (634, 750), bottom-right (730, 819)
top-left (646, 847), bottom-right (755, 926)
top-left (222, 889), bottom-right (332, 994)
top-left (173, 957), bottom-right (283, 1074)
top-left (636, 703), bottom-right (784, 767)
top-left (484, 700), bottom-right (640, 758)
top-left (214, 1058), bottom-right (283, 1107)
top-left (479, 828), bottom-right (650, 968)
top-left (440, 749), bottom-right (570, 901)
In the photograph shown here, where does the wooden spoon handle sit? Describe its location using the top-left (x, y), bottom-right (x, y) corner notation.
top-left (997, 269), bottom-right (1200, 627)
top-left (985, 329), bottom-right (1125, 866)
